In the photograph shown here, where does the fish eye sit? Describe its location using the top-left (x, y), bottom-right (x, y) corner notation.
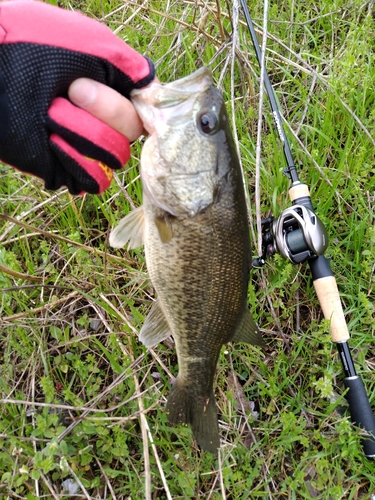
top-left (198, 112), bottom-right (218, 135)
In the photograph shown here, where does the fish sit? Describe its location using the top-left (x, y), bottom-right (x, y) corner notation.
top-left (109, 67), bottom-right (264, 454)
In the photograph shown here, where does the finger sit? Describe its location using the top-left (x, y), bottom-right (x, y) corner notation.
top-left (68, 78), bottom-right (143, 142)
top-left (48, 97), bottom-right (130, 170)
top-left (50, 133), bottom-right (114, 194)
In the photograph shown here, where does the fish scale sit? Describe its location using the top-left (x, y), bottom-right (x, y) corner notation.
top-left (109, 67), bottom-right (265, 454)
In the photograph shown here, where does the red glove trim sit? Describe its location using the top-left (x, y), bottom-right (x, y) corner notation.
top-left (51, 134), bottom-right (114, 194)
top-left (48, 98), bottom-right (130, 170)
top-left (0, 1), bottom-right (151, 85)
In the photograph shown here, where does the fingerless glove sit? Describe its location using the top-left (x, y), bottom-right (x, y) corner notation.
top-left (0, 1), bottom-right (154, 194)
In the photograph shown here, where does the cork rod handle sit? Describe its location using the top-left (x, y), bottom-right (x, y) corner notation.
top-left (313, 276), bottom-right (350, 342)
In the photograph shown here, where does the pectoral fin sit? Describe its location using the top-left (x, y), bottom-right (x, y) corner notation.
top-left (139, 299), bottom-right (171, 347)
top-left (109, 206), bottom-right (145, 249)
top-left (231, 308), bottom-right (265, 347)
top-left (154, 214), bottom-right (173, 243)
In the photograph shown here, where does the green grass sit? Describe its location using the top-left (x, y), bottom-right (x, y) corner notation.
top-left (1, 0), bottom-right (374, 498)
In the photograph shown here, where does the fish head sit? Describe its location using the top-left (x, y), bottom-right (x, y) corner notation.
top-left (131, 68), bottom-right (232, 217)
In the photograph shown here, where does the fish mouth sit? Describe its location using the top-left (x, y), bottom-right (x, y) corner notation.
top-left (131, 68), bottom-right (213, 133)
top-left (153, 67), bottom-right (213, 106)
top-left (131, 67), bottom-right (212, 106)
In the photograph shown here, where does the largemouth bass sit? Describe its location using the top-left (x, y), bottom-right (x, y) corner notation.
top-left (109, 67), bottom-right (264, 454)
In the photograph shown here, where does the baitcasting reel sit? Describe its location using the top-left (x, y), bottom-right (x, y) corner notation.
top-left (253, 205), bottom-right (329, 267)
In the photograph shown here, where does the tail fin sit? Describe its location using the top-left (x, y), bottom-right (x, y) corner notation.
top-left (166, 377), bottom-right (219, 454)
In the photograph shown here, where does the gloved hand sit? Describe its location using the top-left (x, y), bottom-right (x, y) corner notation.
top-left (0, 1), bottom-right (155, 194)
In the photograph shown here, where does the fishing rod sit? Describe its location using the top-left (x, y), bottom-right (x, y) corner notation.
top-left (240, 0), bottom-right (375, 458)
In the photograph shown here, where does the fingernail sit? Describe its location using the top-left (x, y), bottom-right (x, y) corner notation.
top-left (69, 78), bottom-right (98, 107)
